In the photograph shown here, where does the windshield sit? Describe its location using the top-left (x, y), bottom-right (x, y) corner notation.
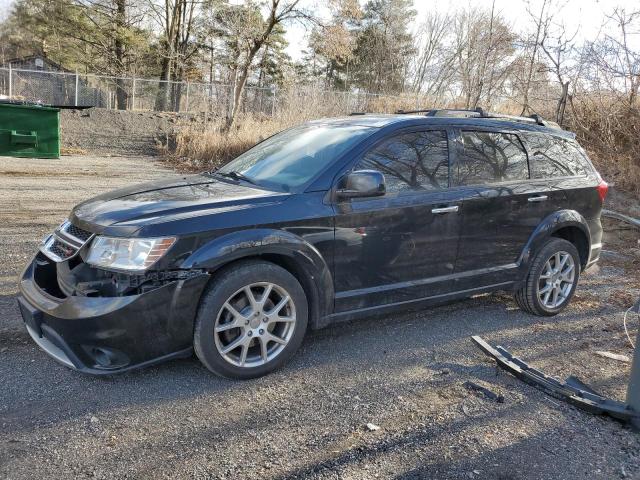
top-left (216, 123), bottom-right (375, 192)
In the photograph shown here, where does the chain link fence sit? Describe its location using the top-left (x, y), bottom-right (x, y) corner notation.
top-left (0, 67), bottom-right (421, 117)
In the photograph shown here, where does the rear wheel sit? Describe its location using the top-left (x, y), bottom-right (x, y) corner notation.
top-left (194, 260), bottom-right (308, 379)
top-left (515, 238), bottom-right (580, 316)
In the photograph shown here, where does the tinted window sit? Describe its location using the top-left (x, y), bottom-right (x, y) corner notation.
top-left (457, 131), bottom-right (529, 186)
top-left (217, 123), bottom-right (375, 192)
top-left (526, 134), bottom-right (591, 178)
top-left (357, 130), bottom-right (449, 192)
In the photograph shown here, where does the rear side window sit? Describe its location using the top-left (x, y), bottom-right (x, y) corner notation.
top-left (456, 131), bottom-right (529, 186)
top-left (358, 130), bottom-right (449, 192)
top-left (526, 134), bottom-right (591, 178)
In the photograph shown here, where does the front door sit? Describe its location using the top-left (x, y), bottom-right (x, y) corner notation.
top-left (332, 128), bottom-right (462, 313)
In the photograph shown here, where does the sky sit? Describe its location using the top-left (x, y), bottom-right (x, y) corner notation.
top-left (284, 0), bottom-right (638, 60)
top-left (0, 0), bottom-right (636, 57)
top-left (0, 0), bottom-right (11, 21)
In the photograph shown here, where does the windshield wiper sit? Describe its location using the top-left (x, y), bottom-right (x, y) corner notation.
top-left (213, 170), bottom-right (257, 185)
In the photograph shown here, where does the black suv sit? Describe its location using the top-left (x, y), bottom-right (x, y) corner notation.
top-left (18, 109), bottom-right (607, 378)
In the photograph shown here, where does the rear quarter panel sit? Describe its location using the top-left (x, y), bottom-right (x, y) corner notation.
top-left (550, 174), bottom-right (603, 248)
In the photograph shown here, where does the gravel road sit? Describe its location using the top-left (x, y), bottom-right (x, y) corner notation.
top-left (1, 155), bottom-right (639, 479)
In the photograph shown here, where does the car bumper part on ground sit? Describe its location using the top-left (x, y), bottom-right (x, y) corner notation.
top-left (18, 258), bottom-right (209, 374)
top-left (471, 335), bottom-right (638, 422)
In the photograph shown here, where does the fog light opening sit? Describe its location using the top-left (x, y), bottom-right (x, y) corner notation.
top-left (83, 345), bottom-right (129, 370)
top-left (91, 347), bottom-right (113, 367)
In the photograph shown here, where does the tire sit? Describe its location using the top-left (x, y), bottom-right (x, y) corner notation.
top-left (194, 259), bottom-right (308, 379)
top-left (514, 238), bottom-right (581, 316)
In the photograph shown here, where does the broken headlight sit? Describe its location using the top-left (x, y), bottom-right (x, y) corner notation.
top-left (86, 236), bottom-right (176, 272)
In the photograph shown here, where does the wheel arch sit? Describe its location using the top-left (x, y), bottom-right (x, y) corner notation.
top-left (550, 226), bottom-right (590, 269)
top-left (182, 229), bottom-right (334, 329)
top-left (518, 210), bottom-right (591, 272)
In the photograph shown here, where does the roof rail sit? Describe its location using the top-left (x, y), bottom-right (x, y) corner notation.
top-left (424, 108), bottom-right (487, 117)
top-left (486, 112), bottom-right (561, 129)
top-left (395, 109), bottom-right (440, 115)
top-left (352, 108), bottom-right (561, 129)
top-left (402, 107), bottom-right (560, 129)
top-left (396, 108), bottom-right (486, 117)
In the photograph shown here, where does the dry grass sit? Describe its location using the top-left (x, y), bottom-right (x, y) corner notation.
top-left (60, 146), bottom-right (88, 156)
top-left (567, 96), bottom-right (640, 195)
top-left (168, 114), bottom-right (298, 172)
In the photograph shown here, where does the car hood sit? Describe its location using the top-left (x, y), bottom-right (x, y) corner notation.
top-left (70, 174), bottom-right (289, 231)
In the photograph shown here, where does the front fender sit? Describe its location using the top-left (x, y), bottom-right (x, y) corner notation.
top-left (181, 229), bottom-right (334, 326)
top-left (517, 209), bottom-right (591, 271)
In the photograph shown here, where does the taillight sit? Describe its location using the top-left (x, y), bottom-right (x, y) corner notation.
top-left (596, 179), bottom-right (609, 203)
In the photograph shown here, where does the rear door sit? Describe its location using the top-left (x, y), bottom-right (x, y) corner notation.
top-left (332, 128), bottom-right (464, 313)
top-left (523, 132), bottom-right (596, 213)
top-left (451, 128), bottom-right (555, 288)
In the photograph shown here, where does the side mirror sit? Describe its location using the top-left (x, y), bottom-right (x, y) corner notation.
top-left (336, 170), bottom-right (386, 199)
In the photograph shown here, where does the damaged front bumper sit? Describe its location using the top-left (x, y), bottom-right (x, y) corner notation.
top-left (18, 254), bottom-right (210, 374)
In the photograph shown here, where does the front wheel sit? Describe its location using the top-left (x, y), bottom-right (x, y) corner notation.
top-left (515, 238), bottom-right (581, 316)
top-left (194, 260), bottom-right (308, 379)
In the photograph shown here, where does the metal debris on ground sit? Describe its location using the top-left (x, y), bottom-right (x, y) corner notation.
top-left (471, 335), bottom-right (639, 423)
top-left (463, 381), bottom-right (505, 403)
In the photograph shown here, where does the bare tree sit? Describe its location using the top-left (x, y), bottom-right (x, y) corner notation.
top-left (519, 0), bottom-right (550, 115)
top-left (536, 6), bottom-right (579, 125)
top-left (453, 3), bottom-right (516, 109)
top-left (411, 11), bottom-right (457, 102)
top-left (217, 0), bottom-right (310, 131)
top-left (147, 0), bottom-right (198, 111)
top-left (586, 8), bottom-right (640, 107)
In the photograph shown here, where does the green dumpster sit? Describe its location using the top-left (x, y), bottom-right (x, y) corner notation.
top-left (0, 102), bottom-right (60, 159)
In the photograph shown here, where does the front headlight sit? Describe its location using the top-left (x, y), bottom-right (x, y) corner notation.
top-left (86, 236), bottom-right (176, 272)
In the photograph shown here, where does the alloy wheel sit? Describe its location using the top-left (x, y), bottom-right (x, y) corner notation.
top-left (537, 251), bottom-right (576, 309)
top-left (214, 282), bottom-right (296, 368)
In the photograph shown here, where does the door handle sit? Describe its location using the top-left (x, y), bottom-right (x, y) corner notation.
top-left (528, 195), bottom-right (548, 203)
top-left (431, 206), bottom-right (459, 214)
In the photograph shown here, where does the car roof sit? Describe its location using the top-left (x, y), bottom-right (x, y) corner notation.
top-left (308, 114), bottom-right (576, 140)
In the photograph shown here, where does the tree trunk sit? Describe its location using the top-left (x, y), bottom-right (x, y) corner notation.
top-left (115, 78), bottom-right (128, 110)
top-left (226, 66), bottom-right (250, 130)
top-left (114, 0), bottom-right (127, 110)
top-left (171, 69), bottom-right (183, 112)
top-left (222, 1), bottom-right (288, 131)
top-left (155, 53), bottom-right (172, 111)
top-left (556, 81), bottom-right (569, 126)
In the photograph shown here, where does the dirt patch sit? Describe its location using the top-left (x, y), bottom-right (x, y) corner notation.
top-left (601, 216), bottom-right (640, 284)
top-left (60, 108), bottom-right (219, 156)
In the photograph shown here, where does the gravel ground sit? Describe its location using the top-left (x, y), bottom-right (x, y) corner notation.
top-left (61, 108), bottom-right (213, 156)
top-left (1, 155), bottom-right (640, 480)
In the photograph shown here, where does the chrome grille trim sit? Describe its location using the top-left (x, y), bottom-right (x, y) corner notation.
top-left (59, 221), bottom-right (93, 244)
top-left (39, 221), bottom-right (95, 263)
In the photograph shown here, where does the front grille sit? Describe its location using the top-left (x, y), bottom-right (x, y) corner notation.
top-left (49, 238), bottom-right (77, 260)
top-left (40, 220), bottom-right (95, 263)
top-left (63, 223), bottom-right (92, 242)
